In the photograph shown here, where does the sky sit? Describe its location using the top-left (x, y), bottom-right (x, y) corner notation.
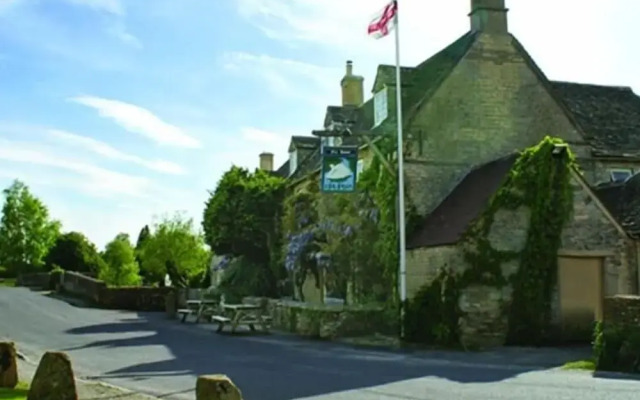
top-left (0, 0), bottom-right (638, 250)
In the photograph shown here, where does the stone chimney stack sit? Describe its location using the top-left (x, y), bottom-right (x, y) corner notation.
top-left (259, 152), bottom-right (274, 172)
top-left (341, 60), bottom-right (364, 107)
top-left (469, 0), bottom-right (509, 34)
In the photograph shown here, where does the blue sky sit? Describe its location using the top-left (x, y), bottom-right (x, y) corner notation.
top-left (0, 0), bottom-right (638, 249)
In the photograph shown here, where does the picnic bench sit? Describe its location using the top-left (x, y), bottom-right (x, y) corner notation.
top-left (177, 299), bottom-right (219, 323)
top-left (211, 303), bottom-right (272, 333)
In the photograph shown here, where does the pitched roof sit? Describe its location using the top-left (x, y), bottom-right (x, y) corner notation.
top-left (406, 154), bottom-right (517, 249)
top-left (289, 136), bottom-right (320, 151)
top-left (595, 174), bottom-right (640, 238)
top-left (549, 81), bottom-right (640, 157)
top-left (274, 160), bottom-right (289, 177)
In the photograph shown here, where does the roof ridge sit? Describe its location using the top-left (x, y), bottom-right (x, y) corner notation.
top-left (550, 80), bottom-right (633, 92)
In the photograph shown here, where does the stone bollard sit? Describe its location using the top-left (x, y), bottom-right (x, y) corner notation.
top-left (196, 375), bottom-right (243, 400)
top-left (27, 351), bottom-right (78, 400)
top-left (0, 342), bottom-right (18, 389)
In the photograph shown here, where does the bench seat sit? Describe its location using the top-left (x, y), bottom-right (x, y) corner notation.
top-left (177, 309), bottom-right (194, 323)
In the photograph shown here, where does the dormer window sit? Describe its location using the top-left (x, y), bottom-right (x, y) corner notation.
top-left (289, 150), bottom-right (298, 176)
top-left (610, 168), bottom-right (633, 183)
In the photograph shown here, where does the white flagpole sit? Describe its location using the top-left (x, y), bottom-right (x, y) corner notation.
top-left (393, 0), bottom-right (407, 338)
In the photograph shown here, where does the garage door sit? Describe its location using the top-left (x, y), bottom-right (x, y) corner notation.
top-left (558, 256), bottom-right (604, 341)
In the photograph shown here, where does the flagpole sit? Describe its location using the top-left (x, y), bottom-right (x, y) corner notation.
top-left (393, 0), bottom-right (407, 339)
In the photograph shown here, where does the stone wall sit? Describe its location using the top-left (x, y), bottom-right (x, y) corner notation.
top-left (60, 271), bottom-right (170, 311)
top-left (16, 273), bottom-right (52, 289)
top-left (61, 271), bottom-right (106, 303)
top-left (405, 172), bottom-right (628, 348)
top-left (243, 297), bottom-right (393, 339)
top-left (560, 174), bottom-right (635, 294)
top-left (603, 295), bottom-right (640, 326)
top-left (403, 33), bottom-right (593, 216)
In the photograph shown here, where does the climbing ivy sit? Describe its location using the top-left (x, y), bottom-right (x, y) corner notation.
top-left (405, 136), bottom-right (575, 346)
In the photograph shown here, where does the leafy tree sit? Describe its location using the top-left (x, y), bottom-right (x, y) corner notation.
top-left (0, 180), bottom-right (61, 275)
top-left (202, 167), bottom-right (286, 296)
top-left (139, 213), bottom-right (210, 287)
top-left (44, 231), bottom-right (106, 273)
top-left (99, 233), bottom-right (141, 287)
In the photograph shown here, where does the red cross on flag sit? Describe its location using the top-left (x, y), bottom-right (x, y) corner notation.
top-left (367, 0), bottom-right (398, 39)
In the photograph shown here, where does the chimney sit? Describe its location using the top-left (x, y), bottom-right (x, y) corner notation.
top-left (469, 0), bottom-right (509, 34)
top-left (259, 152), bottom-right (274, 172)
top-left (340, 60), bottom-right (364, 107)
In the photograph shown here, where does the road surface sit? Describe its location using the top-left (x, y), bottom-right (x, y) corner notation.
top-left (1, 287), bottom-right (638, 400)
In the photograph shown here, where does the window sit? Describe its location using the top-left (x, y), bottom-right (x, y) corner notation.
top-left (373, 87), bottom-right (388, 127)
top-left (609, 168), bottom-right (633, 183)
top-left (289, 150), bottom-right (298, 176)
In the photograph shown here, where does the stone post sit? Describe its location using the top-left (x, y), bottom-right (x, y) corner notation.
top-left (196, 375), bottom-right (243, 400)
top-left (0, 342), bottom-right (18, 389)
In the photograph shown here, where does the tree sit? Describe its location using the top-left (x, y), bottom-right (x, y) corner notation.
top-left (0, 180), bottom-right (61, 275)
top-left (202, 167), bottom-right (286, 296)
top-left (139, 213), bottom-right (210, 287)
top-left (44, 231), bottom-right (106, 273)
top-left (99, 233), bottom-right (141, 287)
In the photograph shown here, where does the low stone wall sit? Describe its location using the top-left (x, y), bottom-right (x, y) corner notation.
top-left (16, 273), bottom-right (52, 289)
top-left (61, 271), bottom-right (106, 303)
top-left (243, 297), bottom-right (393, 339)
top-left (60, 271), bottom-right (170, 311)
top-left (594, 295), bottom-right (640, 373)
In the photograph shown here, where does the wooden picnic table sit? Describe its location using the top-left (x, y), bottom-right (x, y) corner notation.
top-left (177, 299), bottom-right (219, 323)
top-left (211, 303), bottom-right (271, 333)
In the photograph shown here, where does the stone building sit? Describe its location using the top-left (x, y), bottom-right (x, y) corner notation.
top-left (256, 0), bottom-right (640, 343)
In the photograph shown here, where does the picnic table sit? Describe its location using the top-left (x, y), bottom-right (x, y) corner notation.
top-left (211, 303), bottom-right (271, 333)
top-left (177, 299), bottom-right (219, 323)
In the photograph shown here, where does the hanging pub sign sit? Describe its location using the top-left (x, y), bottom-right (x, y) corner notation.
top-left (320, 146), bottom-right (358, 193)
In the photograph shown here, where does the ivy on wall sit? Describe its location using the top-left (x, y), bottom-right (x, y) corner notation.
top-left (405, 136), bottom-right (576, 346)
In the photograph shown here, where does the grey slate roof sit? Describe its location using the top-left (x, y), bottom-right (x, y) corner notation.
top-left (406, 154), bottom-right (518, 249)
top-left (595, 174), bottom-right (640, 238)
top-left (549, 81), bottom-right (640, 157)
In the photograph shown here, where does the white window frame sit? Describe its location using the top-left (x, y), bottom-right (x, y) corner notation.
top-left (609, 168), bottom-right (633, 183)
top-left (289, 150), bottom-right (298, 176)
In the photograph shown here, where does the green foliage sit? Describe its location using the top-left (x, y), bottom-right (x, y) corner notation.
top-left (404, 269), bottom-right (460, 346)
top-left (217, 256), bottom-right (273, 303)
top-left (99, 233), bottom-right (141, 287)
top-left (139, 213), bottom-right (210, 287)
top-left (203, 166), bottom-right (286, 296)
top-left (0, 180), bottom-right (61, 276)
top-left (593, 321), bottom-right (640, 373)
top-left (44, 231), bottom-right (106, 273)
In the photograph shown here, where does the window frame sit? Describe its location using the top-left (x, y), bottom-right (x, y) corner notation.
top-left (609, 168), bottom-right (633, 183)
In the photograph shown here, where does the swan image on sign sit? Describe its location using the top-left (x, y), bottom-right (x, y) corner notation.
top-left (326, 159), bottom-right (354, 182)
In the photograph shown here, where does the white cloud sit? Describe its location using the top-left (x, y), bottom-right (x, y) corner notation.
top-left (0, 139), bottom-right (151, 198)
top-left (70, 96), bottom-right (201, 148)
top-left (222, 52), bottom-right (341, 105)
top-left (63, 0), bottom-right (124, 16)
top-left (47, 129), bottom-right (186, 175)
top-left (235, 0), bottom-right (640, 93)
top-left (107, 23), bottom-right (142, 48)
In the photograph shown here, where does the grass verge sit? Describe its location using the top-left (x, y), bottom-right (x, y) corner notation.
top-left (0, 278), bottom-right (16, 287)
top-left (0, 382), bottom-right (29, 400)
top-left (562, 359), bottom-right (596, 371)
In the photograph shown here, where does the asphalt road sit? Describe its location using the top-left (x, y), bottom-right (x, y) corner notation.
top-left (1, 287), bottom-right (639, 400)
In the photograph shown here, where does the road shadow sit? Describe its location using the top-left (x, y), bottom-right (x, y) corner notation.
top-left (62, 313), bottom-right (595, 400)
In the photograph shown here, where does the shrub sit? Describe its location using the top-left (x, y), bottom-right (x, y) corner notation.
top-left (593, 321), bottom-right (640, 373)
